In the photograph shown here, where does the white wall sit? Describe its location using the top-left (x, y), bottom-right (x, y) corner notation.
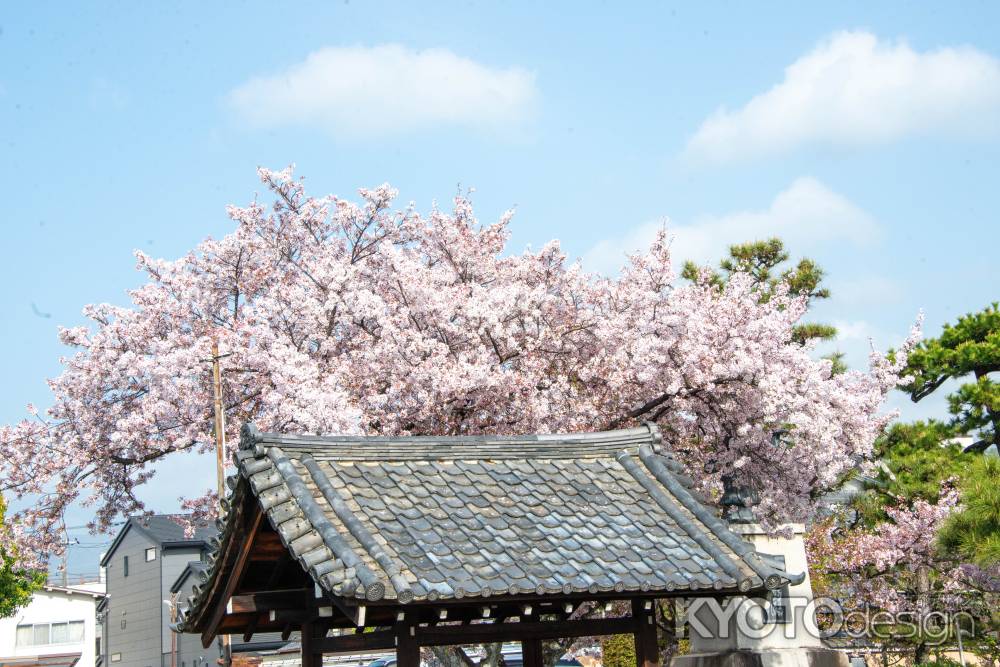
top-left (0, 585), bottom-right (104, 667)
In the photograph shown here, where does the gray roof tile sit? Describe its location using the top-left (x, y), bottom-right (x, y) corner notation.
top-left (178, 423), bottom-right (805, 631)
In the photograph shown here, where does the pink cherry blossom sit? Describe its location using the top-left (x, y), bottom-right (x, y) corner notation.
top-left (810, 487), bottom-right (999, 614)
top-left (0, 167), bottom-right (920, 568)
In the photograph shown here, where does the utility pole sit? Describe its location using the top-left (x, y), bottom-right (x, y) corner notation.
top-left (211, 341), bottom-right (228, 505)
top-left (209, 340), bottom-right (232, 667)
top-left (167, 594), bottom-right (178, 667)
top-left (60, 510), bottom-right (68, 587)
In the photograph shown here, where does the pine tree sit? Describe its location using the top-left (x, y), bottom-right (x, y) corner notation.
top-left (874, 423), bottom-right (970, 501)
top-left (902, 303), bottom-right (1000, 452)
top-left (937, 456), bottom-right (1000, 567)
top-left (681, 238), bottom-right (839, 353)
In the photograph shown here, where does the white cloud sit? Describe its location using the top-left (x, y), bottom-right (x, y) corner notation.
top-left (817, 319), bottom-right (889, 376)
top-left (583, 177), bottom-right (879, 274)
top-left (227, 45), bottom-right (537, 137)
top-left (686, 31), bottom-right (1000, 162)
top-left (832, 319), bottom-right (879, 342)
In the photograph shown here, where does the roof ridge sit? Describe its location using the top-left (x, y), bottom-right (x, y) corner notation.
top-left (300, 454), bottom-right (414, 603)
top-left (635, 445), bottom-right (804, 589)
top-left (267, 446), bottom-right (386, 601)
top-left (615, 451), bottom-right (752, 592)
top-left (239, 423), bottom-right (663, 461)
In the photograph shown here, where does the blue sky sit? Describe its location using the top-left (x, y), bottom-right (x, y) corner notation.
top-left (1, 2), bottom-right (998, 577)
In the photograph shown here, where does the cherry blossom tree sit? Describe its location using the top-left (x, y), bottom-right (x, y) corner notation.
top-left (808, 486), bottom-right (1000, 663)
top-left (0, 167), bottom-right (919, 568)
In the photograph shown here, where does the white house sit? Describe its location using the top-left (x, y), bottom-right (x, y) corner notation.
top-left (0, 583), bottom-right (106, 667)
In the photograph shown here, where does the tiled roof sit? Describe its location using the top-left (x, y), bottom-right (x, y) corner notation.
top-left (178, 423), bottom-right (799, 629)
top-left (101, 514), bottom-right (215, 566)
top-left (170, 560), bottom-right (210, 594)
top-left (134, 514), bottom-right (216, 544)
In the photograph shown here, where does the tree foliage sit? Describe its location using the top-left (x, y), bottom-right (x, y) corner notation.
top-left (600, 634), bottom-right (636, 667)
top-left (681, 238), bottom-right (837, 346)
top-left (0, 168), bottom-right (917, 567)
top-left (938, 456), bottom-right (1000, 568)
top-left (854, 421), bottom-right (973, 525)
top-left (902, 303), bottom-right (1000, 451)
top-left (810, 305), bottom-right (1000, 660)
top-left (0, 497), bottom-right (44, 617)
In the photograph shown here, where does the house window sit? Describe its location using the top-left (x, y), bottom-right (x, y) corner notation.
top-left (123, 555), bottom-right (129, 577)
top-left (111, 654), bottom-right (122, 663)
top-left (15, 621), bottom-right (85, 646)
top-left (145, 547), bottom-right (156, 562)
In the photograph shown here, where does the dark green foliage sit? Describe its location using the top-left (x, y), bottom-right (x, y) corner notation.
top-left (938, 456), bottom-right (1000, 567)
top-left (890, 304), bottom-right (1000, 568)
top-left (824, 352), bottom-right (848, 377)
top-left (0, 498), bottom-right (44, 617)
top-left (827, 306), bottom-right (1000, 659)
top-left (681, 237), bottom-right (842, 369)
top-left (681, 238), bottom-right (829, 305)
top-left (914, 658), bottom-right (963, 667)
top-left (791, 323), bottom-right (839, 346)
top-left (877, 422), bottom-right (970, 498)
top-left (853, 421), bottom-right (973, 527)
top-left (601, 634), bottom-right (636, 667)
top-left (902, 303), bottom-right (1000, 451)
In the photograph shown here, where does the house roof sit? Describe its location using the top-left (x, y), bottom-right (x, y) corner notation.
top-left (178, 422), bottom-right (800, 632)
top-left (39, 584), bottom-right (106, 600)
top-left (100, 514), bottom-right (216, 566)
top-left (0, 654), bottom-right (82, 667)
top-left (170, 560), bottom-right (209, 594)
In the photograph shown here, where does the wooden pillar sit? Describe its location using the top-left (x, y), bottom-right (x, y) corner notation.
top-left (522, 638), bottom-right (543, 667)
top-left (632, 599), bottom-right (660, 667)
top-left (396, 613), bottom-right (420, 667)
top-left (519, 604), bottom-right (542, 667)
top-left (301, 622), bottom-right (323, 667)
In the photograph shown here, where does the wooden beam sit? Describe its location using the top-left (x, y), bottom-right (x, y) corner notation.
top-left (631, 599), bottom-right (659, 667)
top-left (416, 616), bottom-right (634, 646)
top-left (247, 531), bottom-right (289, 560)
top-left (455, 648), bottom-right (477, 667)
top-left (242, 616), bottom-right (259, 643)
top-left (312, 630), bottom-right (396, 653)
top-left (201, 503), bottom-right (264, 648)
top-left (229, 588), bottom-right (313, 614)
top-left (242, 555), bottom-right (296, 642)
top-left (353, 586), bottom-right (741, 609)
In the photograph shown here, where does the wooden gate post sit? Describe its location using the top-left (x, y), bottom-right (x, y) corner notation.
top-left (522, 637), bottom-right (544, 667)
top-left (632, 599), bottom-right (660, 667)
top-left (301, 622), bottom-right (324, 667)
top-left (396, 613), bottom-right (420, 667)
